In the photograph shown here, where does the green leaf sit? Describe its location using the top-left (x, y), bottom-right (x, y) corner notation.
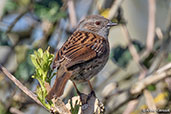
top-left (30, 55), bottom-right (37, 66)
top-left (38, 48), bottom-right (43, 58)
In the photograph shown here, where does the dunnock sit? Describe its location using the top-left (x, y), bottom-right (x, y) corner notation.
top-left (46, 15), bottom-right (117, 100)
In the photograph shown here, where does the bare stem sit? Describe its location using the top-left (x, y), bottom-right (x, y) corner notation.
top-left (146, 0), bottom-right (156, 52)
top-left (67, 0), bottom-right (77, 28)
top-left (131, 62), bottom-right (171, 95)
top-left (0, 64), bottom-right (47, 110)
top-left (6, 10), bottom-right (28, 34)
top-left (0, 0), bottom-right (7, 19)
top-left (108, 0), bottom-right (125, 20)
top-left (121, 25), bottom-right (146, 73)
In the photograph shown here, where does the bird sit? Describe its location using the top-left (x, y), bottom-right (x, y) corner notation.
top-left (46, 15), bottom-right (117, 100)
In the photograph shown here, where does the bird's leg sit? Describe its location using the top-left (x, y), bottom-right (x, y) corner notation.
top-left (72, 81), bottom-right (81, 96)
top-left (72, 81), bottom-right (96, 97)
top-left (88, 80), bottom-right (96, 97)
top-left (88, 80), bottom-right (93, 91)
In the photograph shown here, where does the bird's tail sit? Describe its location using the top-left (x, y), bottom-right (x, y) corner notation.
top-left (46, 71), bottom-right (72, 101)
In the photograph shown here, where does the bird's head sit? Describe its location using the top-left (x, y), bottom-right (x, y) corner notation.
top-left (77, 15), bottom-right (117, 39)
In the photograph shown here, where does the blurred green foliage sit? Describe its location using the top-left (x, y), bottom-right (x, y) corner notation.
top-left (168, 53), bottom-right (171, 62)
top-left (147, 84), bottom-right (156, 91)
top-left (34, 0), bottom-right (66, 22)
top-left (4, 0), bottom-right (18, 14)
top-left (31, 47), bottom-right (54, 109)
top-left (142, 52), bottom-right (155, 68)
top-left (15, 49), bottom-right (35, 81)
top-left (0, 102), bottom-right (6, 114)
top-left (4, 0), bottom-right (66, 22)
top-left (0, 32), bottom-right (11, 46)
top-left (35, 0), bottom-right (63, 7)
top-left (111, 45), bottom-right (132, 68)
top-left (111, 40), bottom-right (144, 68)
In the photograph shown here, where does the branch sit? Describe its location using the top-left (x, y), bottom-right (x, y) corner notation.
top-left (121, 20), bottom-right (158, 112)
top-left (0, 0), bottom-right (6, 19)
top-left (123, 32), bottom-right (170, 113)
top-left (38, 20), bottom-right (53, 48)
top-left (143, 90), bottom-right (157, 112)
top-left (123, 100), bottom-right (138, 114)
top-left (66, 91), bottom-right (105, 114)
top-left (120, 11), bottom-right (158, 113)
top-left (51, 98), bottom-right (71, 114)
top-left (6, 10), bottom-right (28, 34)
top-left (0, 62), bottom-right (74, 114)
top-left (108, 62), bottom-right (171, 113)
top-left (10, 107), bottom-right (24, 114)
top-left (108, 0), bottom-right (125, 20)
top-left (0, 64), bottom-right (46, 109)
top-left (121, 25), bottom-right (147, 74)
top-left (67, 0), bottom-right (77, 28)
top-left (146, 0), bottom-right (156, 52)
top-left (131, 62), bottom-right (171, 95)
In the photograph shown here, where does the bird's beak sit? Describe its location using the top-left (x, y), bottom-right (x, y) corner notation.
top-left (107, 21), bottom-right (117, 27)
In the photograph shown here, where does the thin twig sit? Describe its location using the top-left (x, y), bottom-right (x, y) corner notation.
top-left (6, 10), bottom-right (28, 34)
top-left (146, 0), bottom-right (156, 52)
top-left (157, 62), bottom-right (171, 73)
top-left (10, 107), bottom-right (24, 114)
top-left (155, 27), bottom-right (163, 40)
top-left (67, 0), bottom-right (77, 28)
top-left (131, 62), bottom-right (171, 95)
top-left (38, 20), bottom-right (53, 48)
top-left (121, 25), bottom-right (146, 73)
top-left (106, 1), bottom-right (148, 112)
top-left (120, 18), bottom-right (158, 114)
top-left (108, 0), bottom-right (125, 20)
top-left (108, 91), bottom-right (133, 114)
top-left (0, 65), bottom-right (74, 114)
top-left (143, 90), bottom-right (157, 113)
top-left (0, 64), bottom-right (47, 110)
top-left (123, 42), bottom-right (168, 113)
top-left (123, 100), bottom-right (138, 114)
top-left (141, 0), bottom-right (156, 58)
top-left (108, 62), bottom-right (171, 113)
top-left (55, 26), bottom-right (63, 51)
top-left (0, 0), bottom-right (6, 20)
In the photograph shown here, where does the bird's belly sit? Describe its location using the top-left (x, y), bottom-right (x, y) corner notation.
top-left (70, 56), bottom-right (109, 83)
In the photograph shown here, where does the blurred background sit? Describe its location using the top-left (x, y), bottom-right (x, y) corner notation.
top-left (0, 0), bottom-right (170, 114)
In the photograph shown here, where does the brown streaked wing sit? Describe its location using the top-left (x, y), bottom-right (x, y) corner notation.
top-left (54, 31), bottom-right (105, 68)
top-left (65, 45), bottom-right (97, 68)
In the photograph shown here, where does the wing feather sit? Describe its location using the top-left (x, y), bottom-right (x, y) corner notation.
top-left (53, 31), bottom-right (107, 69)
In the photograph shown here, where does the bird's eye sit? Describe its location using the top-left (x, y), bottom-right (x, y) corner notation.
top-left (95, 21), bottom-right (101, 25)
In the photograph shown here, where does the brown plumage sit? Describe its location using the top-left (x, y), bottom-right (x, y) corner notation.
top-left (46, 15), bottom-right (117, 100)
